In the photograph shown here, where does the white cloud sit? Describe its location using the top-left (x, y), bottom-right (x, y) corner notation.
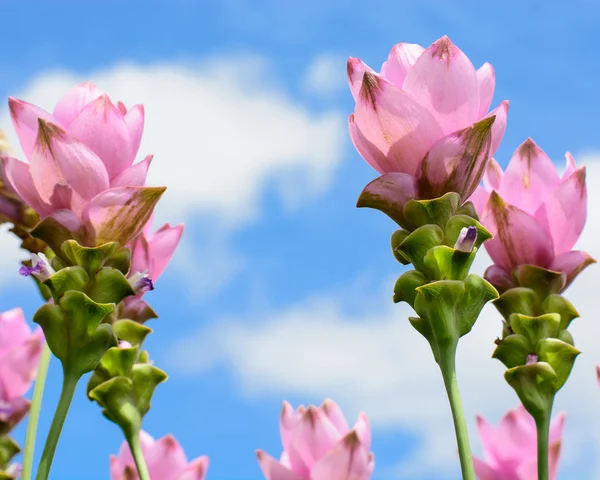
top-left (169, 156), bottom-right (600, 479)
top-left (302, 54), bottom-right (348, 97)
top-left (0, 57), bottom-right (346, 291)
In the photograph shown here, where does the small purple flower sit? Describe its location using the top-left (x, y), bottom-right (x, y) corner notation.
top-left (526, 353), bottom-right (539, 365)
top-left (117, 340), bottom-right (133, 349)
top-left (128, 271), bottom-right (155, 294)
top-left (18, 253), bottom-right (55, 282)
top-left (454, 226), bottom-right (478, 253)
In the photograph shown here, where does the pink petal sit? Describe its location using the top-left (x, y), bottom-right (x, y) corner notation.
top-left (563, 152), bottom-right (577, 179)
top-left (353, 72), bottom-right (444, 175)
top-left (402, 36), bottom-right (479, 134)
top-left (320, 399), bottom-right (349, 436)
top-left (497, 138), bottom-right (561, 216)
top-left (481, 192), bottom-right (554, 272)
top-left (311, 431), bottom-right (374, 480)
top-left (68, 95), bottom-right (134, 180)
top-left (549, 250), bottom-right (595, 291)
top-left (256, 451), bottom-right (303, 480)
top-left (476, 63), bottom-right (496, 117)
top-left (485, 100), bottom-right (509, 158)
top-left (109, 455), bottom-right (123, 480)
top-left (8, 98), bottom-right (57, 159)
top-left (475, 415), bottom-right (500, 465)
top-left (473, 456), bottom-right (503, 480)
top-left (347, 58), bottom-right (373, 102)
top-left (110, 155), bottom-right (153, 188)
top-left (549, 412), bottom-right (565, 446)
top-left (0, 308), bottom-right (31, 353)
top-left (351, 412), bottom-right (371, 450)
top-left (146, 435), bottom-right (188, 480)
top-left (146, 223), bottom-right (184, 280)
top-left (483, 264), bottom-right (515, 293)
top-left (84, 186), bottom-right (166, 246)
top-left (494, 407), bottom-right (536, 462)
top-left (484, 157), bottom-right (503, 191)
top-left (417, 116), bottom-right (494, 201)
top-left (470, 186), bottom-right (490, 218)
top-left (176, 456), bottom-right (209, 480)
top-left (52, 82), bottom-right (103, 127)
top-left (348, 114), bottom-right (386, 174)
top-left (0, 327), bottom-right (43, 398)
top-left (1, 156), bottom-right (52, 217)
top-left (292, 406), bottom-right (343, 470)
top-left (123, 104), bottom-right (145, 159)
top-left (279, 402), bottom-right (308, 476)
top-left (379, 42), bottom-right (424, 87)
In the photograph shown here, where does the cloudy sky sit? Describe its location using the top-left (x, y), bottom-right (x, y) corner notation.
top-left (1, 1), bottom-right (600, 479)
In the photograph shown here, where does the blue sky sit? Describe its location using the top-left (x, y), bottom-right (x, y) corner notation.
top-left (2, 1), bottom-right (600, 479)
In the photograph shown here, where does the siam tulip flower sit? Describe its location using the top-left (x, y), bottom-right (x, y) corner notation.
top-left (110, 430), bottom-right (209, 480)
top-left (1, 82), bottom-right (164, 247)
top-left (473, 405), bottom-right (564, 480)
top-left (257, 399), bottom-right (374, 480)
top-left (0, 308), bottom-right (44, 433)
top-left (471, 138), bottom-right (594, 292)
top-left (348, 35), bottom-right (509, 209)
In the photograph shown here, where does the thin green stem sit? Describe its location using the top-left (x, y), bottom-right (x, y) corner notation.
top-left (535, 410), bottom-right (551, 480)
top-left (21, 343), bottom-right (52, 480)
top-left (35, 368), bottom-right (79, 480)
top-left (439, 345), bottom-right (476, 480)
top-left (124, 423), bottom-right (151, 480)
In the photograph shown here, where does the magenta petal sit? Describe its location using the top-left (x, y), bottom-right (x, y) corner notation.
top-left (52, 82), bottom-right (103, 126)
top-left (550, 250), bottom-right (595, 291)
top-left (293, 407), bottom-right (342, 470)
top-left (176, 456), bottom-right (209, 480)
top-left (485, 100), bottom-right (509, 158)
top-left (353, 72), bottom-right (444, 175)
top-left (418, 116), bottom-right (494, 200)
top-left (8, 98), bottom-right (57, 159)
top-left (1, 156), bottom-right (52, 217)
top-left (257, 451), bottom-right (303, 480)
top-left (146, 435), bottom-right (188, 480)
top-left (402, 36), bottom-right (479, 134)
top-left (347, 58), bottom-right (373, 102)
top-left (123, 104), bottom-right (145, 159)
top-left (476, 63), bottom-right (496, 117)
top-left (110, 154), bottom-right (153, 188)
top-left (310, 431), bottom-right (374, 480)
top-left (498, 138), bottom-right (561, 216)
top-left (68, 95), bottom-right (134, 179)
top-left (481, 192), bottom-right (554, 272)
top-left (379, 42), bottom-right (424, 87)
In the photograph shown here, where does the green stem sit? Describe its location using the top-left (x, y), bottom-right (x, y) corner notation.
top-left (21, 343), bottom-right (52, 480)
top-left (35, 368), bottom-right (79, 480)
top-left (124, 423), bottom-right (151, 480)
top-left (535, 410), bottom-right (551, 480)
top-left (439, 345), bottom-right (476, 480)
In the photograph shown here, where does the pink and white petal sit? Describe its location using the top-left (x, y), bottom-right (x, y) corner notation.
top-left (0, 308), bottom-right (31, 352)
top-left (123, 104), bottom-right (145, 158)
top-left (84, 186), bottom-right (165, 246)
top-left (130, 234), bottom-right (151, 277)
top-left (109, 455), bottom-right (125, 480)
top-left (484, 100), bottom-right (509, 158)
top-left (351, 412), bottom-right (371, 450)
top-left (320, 399), bottom-right (349, 436)
top-left (147, 223), bottom-right (184, 280)
top-left (476, 63), bottom-right (496, 117)
top-left (176, 456), bottom-right (209, 480)
top-left (347, 58), bottom-right (374, 101)
top-left (2, 156), bottom-right (53, 217)
top-left (549, 412), bottom-right (566, 446)
top-left (549, 250), bottom-right (596, 292)
top-left (402, 36), bottom-right (479, 134)
top-left (516, 457), bottom-right (538, 480)
top-left (481, 192), bottom-right (554, 272)
top-left (311, 431), bottom-right (374, 480)
top-left (53, 82), bottom-right (103, 127)
top-left (8, 98), bottom-right (57, 159)
top-left (473, 456), bottom-right (503, 480)
top-left (497, 138), bottom-right (561, 216)
top-left (475, 415), bottom-right (500, 466)
top-left (563, 152), bottom-right (577, 179)
top-left (292, 406), bottom-right (343, 470)
top-left (145, 435), bottom-right (188, 480)
top-left (110, 155), bottom-right (153, 188)
top-left (348, 114), bottom-right (387, 174)
top-left (494, 408), bottom-right (536, 463)
top-left (256, 451), bottom-right (303, 480)
top-left (279, 402), bottom-right (309, 476)
top-left (68, 95), bottom-right (134, 179)
top-left (353, 72), bottom-right (444, 175)
top-left (380, 42), bottom-right (425, 87)
top-left (0, 330), bottom-right (44, 398)
top-left (483, 157), bottom-right (503, 191)
top-left (469, 186), bottom-right (490, 218)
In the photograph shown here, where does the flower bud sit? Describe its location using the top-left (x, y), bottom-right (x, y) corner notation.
top-left (454, 226), bottom-right (477, 252)
top-left (128, 271), bottom-right (154, 294)
top-left (19, 253), bottom-right (55, 282)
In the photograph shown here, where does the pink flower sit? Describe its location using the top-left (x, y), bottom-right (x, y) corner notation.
top-left (257, 399), bottom-right (374, 480)
top-left (0, 308), bottom-right (44, 432)
top-left (473, 405), bottom-right (564, 480)
top-left (110, 431), bottom-right (209, 480)
top-left (349, 36), bottom-right (508, 204)
top-left (1, 82), bottom-right (163, 247)
top-left (472, 138), bottom-right (594, 292)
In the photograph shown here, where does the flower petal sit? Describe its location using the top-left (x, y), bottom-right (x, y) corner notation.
top-left (52, 82), bottom-right (103, 127)
top-left (1, 156), bottom-right (52, 217)
top-left (348, 114), bottom-right (386, 174)
top-left (68, 95), bottom-right (134, 179)
top-left (485, 100), bottom-right (509, 158)
top-left (279, 401), bottom-right (308, 476)
top-left (311, 431), bottom-right (374, 480)
top-left (176, 456), bottom-right (209, 480)
top-left (146, 435), bottom-right (188, 480)
top-left (353, 72), bottom-right (444, 175)
top-left (484, 157), bottom-right (503, 191)
top-left (476, 63), bottom-right (495, 117)
top-left (0, 326), bottom-right (43, 398)
top-left (351, 412), bottom-right (371, 450)
top-left (497, 138), bottom-right (561, 216)
top-left (347, 58), bottom-right (373, 102)
top-left (110, 155), bottom-right (153, 188)
top-left (402, 36), bottom-right (479, 134)
top-left (123, 104), bottom-right (145, 159)
top-left (320, 399), bottom-right (349, 436)
top-left (292, 406), bottom-right (342, 470)
top-left (8, 98), bottom-right (57, 159)
top-left (256, 451), bottom-right (303, 480)
top-left (483, 264), bottom-right (515, 293)
top-left (380, 42), bottom-right (424, 87)
top-left (563, 152), bottom-right (577, 179)
top-left (418, 116), bottom-right (494, 201)
top-left (549, 250), bottom-right (595, 292)
top-left (147, 223), bottom-right (184, 280)
top-left (473, 456), bottom-right (503, 480)
top-left (0, 308), bottom-right (32, 352)
top-left (470, 186), bottom-right (490, 218)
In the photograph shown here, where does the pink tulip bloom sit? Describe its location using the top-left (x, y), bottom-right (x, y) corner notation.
top-left (348, 35), bottom-right (508, 203)
top-left (110, 431), bottom-right (209, 480)
top-left (0, 308), bottom-right (44, 432)
top-left (1, 82), bottom-right (163, 246)
top-left (257, 399), bottom-right (374, 480)
top-left (474, 405), bottom-right (564, 480)
top-left (472, 138), bottom-right (593, 292)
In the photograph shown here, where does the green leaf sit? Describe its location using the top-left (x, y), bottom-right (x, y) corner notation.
top-left (43, 266), bottom-right (89, 299)
top-left (443, 215), bottom-right (492, 250)
top-left (390, 230), bottom-right (410, 264)
top-left (457, 201), bottom-right (478, 219)
top-left (542, 294), bottom-right (580, 331)
top-left (457, 274), bottom-right (498, 336)
top-left (30, 216), bottom-right (86, 257)
top-left (393, 270), bottom-right (428, 307)
top-left (537, 338), bottom-right (580, 391)
top-left (0, 436), bottom-right (19, 468)
top-left (493, 287), bottom-right (539, 321)
top-left (504, 362), bottom-right (555, 421)
top-left (509, 313), bottom-right (561, 346)
top-left (397, 224), bottom-right (444, 275)
top-left (88, 267), bottom-right (135, 304)
top-left (104, 247), bottom-right (132, 275)
top-left (492, 334), bottom-right (532, 368)
top-left (558, 329), bottom-right (574, 346)
top-left (403, 192), bottom-right (461, 230)
top-left (131, 364), bottom-right (168, 417)
top-left (61, 240), bottom-right (118, 274)
top-left (33, 303), bottom-right (68, 361)
top-left (113, 319), bottom-right (153, 346)
top-left (513, 265), bottom-right (566, 298)
top-left (423, 245), bottom-right (475, 281)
